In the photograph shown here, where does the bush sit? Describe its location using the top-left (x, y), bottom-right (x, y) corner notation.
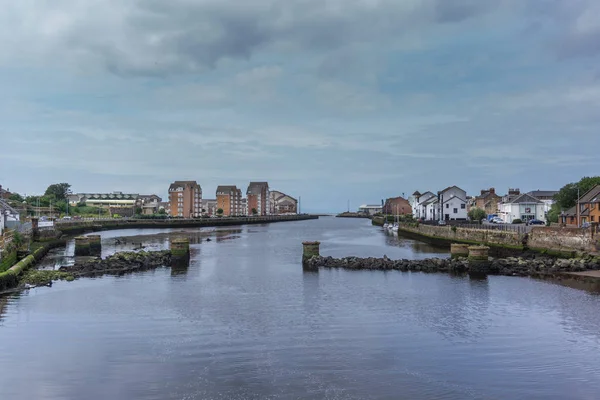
top-left (468, 207), bottom-right (486, 222)
top-left (512, 219), bottom-right (523, 224)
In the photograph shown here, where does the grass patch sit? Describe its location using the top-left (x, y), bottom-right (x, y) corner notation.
top-left (20, 270), bottom-right (75, 286)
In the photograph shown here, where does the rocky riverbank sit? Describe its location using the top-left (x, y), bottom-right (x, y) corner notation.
top-left (305, 255), bottom-right (600, 277)
top-left (59, 250), bottom-right (172, 277)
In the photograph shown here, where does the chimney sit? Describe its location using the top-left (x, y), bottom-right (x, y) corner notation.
top-left (480, 190), bottom-right (486, 195)
top-left (490, 188), bottom-right (495, 194)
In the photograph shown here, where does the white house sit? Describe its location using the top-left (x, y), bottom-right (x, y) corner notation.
top-left (423, 197), bottom-right (439, 221)
top-left (0, 208), bottom-right (5, 235)
top-left (358, 204), bottom-right (382, 215)
top-left (0, 199), bottom-right (20, 235)
top-left (526, 190), bottom-right (558, 217)
top-left (438, 186), bottom-right (468, 221)
top-left (411, 191), bottom-right (436, 220)
top-left (498, 193), bottom-right (545, 223)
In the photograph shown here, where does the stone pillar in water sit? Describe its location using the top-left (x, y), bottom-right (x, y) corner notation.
top-left (88, 235), bottom-right (102, 256)
top-left (450, 243), bottom-right (470, 259)
top-left (302, 241), bottom-right (320, 264)
top-left (74, 236), bottom-right (91, 256)
top-left (171, 238), bottom-right (190, 259)
top-left (31, 217), bottom-right (39, 240)
top-left (468, 245), bottom-right (490, 274)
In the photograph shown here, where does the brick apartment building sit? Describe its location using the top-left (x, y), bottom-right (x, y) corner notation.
top-left (216, 185), bottom-right (243, 216)
top-left (246, 182), bottom-right (270, 216)
top-left (168, 181), bottom-right (202, 218)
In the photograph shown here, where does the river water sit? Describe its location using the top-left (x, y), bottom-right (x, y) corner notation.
top-left (1, 217), bottom-right (599, 400)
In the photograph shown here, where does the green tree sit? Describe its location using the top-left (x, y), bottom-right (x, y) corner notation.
top-left (554, 176), bottom-right (600, 210)
top-left (158, 208), bottom-right (166, 215)
top-left (217, 208), bottom-right (223, 216)
top-left (44, 183), bottom-right (72, 201)
top-left (8, 193), bottom-right (24, 202)
top-left (251, 208), bottom-right (258, 216)
top-left (135, 207), bottom-right (143, 215)
top-left (468, 208), bottom-right (486, 222)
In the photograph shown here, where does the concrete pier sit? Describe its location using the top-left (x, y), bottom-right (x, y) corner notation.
top-left (171, 238), bottom-right (190, 260)
top-left (468, 245), bottom-right (491, 273)
top-left (302, 241), bottom-right (320, 265)
top-left (88, 235), bottom-right (102, 256)
top-left (74, 236), bottom-right (90, 257)
top-left (450, 243), bottom-right (470, 259)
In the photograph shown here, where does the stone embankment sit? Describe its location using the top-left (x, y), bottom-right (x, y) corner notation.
top-left (304, 255), bottom-right (600, 277)
top-left (59, 250), bottom-right (172, 277)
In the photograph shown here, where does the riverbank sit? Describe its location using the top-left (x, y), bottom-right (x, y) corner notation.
top-left (371, 217), bottom-right (599, 257)
top-left (56, 214), bottom-right (318, 235)
top-left (335, 212), bottom-right (370, 218)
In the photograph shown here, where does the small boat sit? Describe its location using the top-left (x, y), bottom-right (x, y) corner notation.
top-left (383, 222), bottom-right (389, 229)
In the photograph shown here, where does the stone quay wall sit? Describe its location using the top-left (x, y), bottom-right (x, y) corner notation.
top-left (396, 223), bottom-right (599, 256)
top-left (528, 226), bottom-right (599, 254)
top-left (398, 224), bottom-right (523, 249)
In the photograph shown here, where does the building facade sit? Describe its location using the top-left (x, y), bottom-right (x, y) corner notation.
top-left (411, 191), bottom-right (435, 220)
top-left (168, 181), bottom-right (202, 218)
top-left (498, 193), bottom-right (545, 223)
top-left (563, 185), bottom-right (600, 226)
top-left (474, 188), bottom-right (502, 215)
top-left (527, 190), bottom-right (558, 216)
top-left (201, 199), bottom-right (218, 216)
top-left (438, 186), bottom-right (468, 220)
top-left (358, 205), bottom-right (382, 215)
top-left (246, 182), bottom-right (270, 216)
top-left (216, 186), bottom-right (243, 216)
top-left (270, 191), bottom-right (298, 214)
top-left (383, 196), bottom-right (412, 215)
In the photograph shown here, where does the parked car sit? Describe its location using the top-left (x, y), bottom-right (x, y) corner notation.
top-left (582, 222), bottom-right (591, 228)
top-left (62, 216), bottom-right (72, 220)
top-left (438, 220), bottom-right (447, 226)
top-left (527, 219), bottom-right (545, 226)
top-left (491, 217), bottom-right (505, 224)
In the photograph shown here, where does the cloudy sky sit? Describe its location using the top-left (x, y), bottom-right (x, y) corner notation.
top-left (1, 0), bottom-right (599, 212)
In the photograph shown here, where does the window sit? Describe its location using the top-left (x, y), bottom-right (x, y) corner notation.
top-left (461, 204), bottom-right (465, 209)
top-left (446, 204), bottom-right (449, 209)
top-left (592, 216), bottom-right (595, 222)
top-left (453, 208), bottom-right (458, 214)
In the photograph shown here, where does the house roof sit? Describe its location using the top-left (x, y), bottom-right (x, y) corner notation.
top-left (412, 190), bottom-right (422, 196)
top-left (0, 199), bottom-right (19, 215)
top-left (562, 206), bottom-right (576, 216)
top-left (247, 182), bottom-right (269, 195)
top-left (579, 184), bottom-right (600, 203)
top-left (422, 198), bottom-right (438, 206)
top-left (169, 181), bottom-right (200, 191)
top-left (442, 196), bottom-right (467, 204)
top-left (527, 190), bottom-right (558, 198)
top-left (505, 193), bottom-right (543, 204)
top-left (438, 185), bottom-right (466, 195)
top-left (216, 185), bottom-right (238, 193)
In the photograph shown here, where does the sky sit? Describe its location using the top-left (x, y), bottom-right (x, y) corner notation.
top-left (0, 0), bottom-right (599, 213)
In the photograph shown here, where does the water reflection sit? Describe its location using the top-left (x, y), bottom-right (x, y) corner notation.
top-left (2, 218), bottom-right (600, 400)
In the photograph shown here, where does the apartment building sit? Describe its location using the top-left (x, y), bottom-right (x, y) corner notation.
top-left (269, 190), bottom-right (298, 214)
top-left (168, 181), bottom-right (202, 218)
top-left (216, 185), bottom-right (243, 216)
top-left (247, 182), bottom-right (270, 216)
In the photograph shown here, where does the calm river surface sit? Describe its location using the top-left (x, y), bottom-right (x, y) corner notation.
top-left (1, 217), bottom-right (599, 400)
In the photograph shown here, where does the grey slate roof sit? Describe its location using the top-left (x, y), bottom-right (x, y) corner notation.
top-left (506, 193), bottom-right (543, 204)
top-left (579, 185), bottom-right (600, 203)
top-left (527, 190), bottom-right (558, 199)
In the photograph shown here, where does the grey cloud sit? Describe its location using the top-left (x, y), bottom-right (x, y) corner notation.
top-left (1, 0), bottom-right (506, 77)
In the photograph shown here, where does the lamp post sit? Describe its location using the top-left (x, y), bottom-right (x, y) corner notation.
top-left (576, 185), bottom-right (580, 227)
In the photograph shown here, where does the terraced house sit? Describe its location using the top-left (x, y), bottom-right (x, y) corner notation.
top-left (216, 185), bottom-right (243, 216)
top-left (168, 181), bottom-right (202, 218)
